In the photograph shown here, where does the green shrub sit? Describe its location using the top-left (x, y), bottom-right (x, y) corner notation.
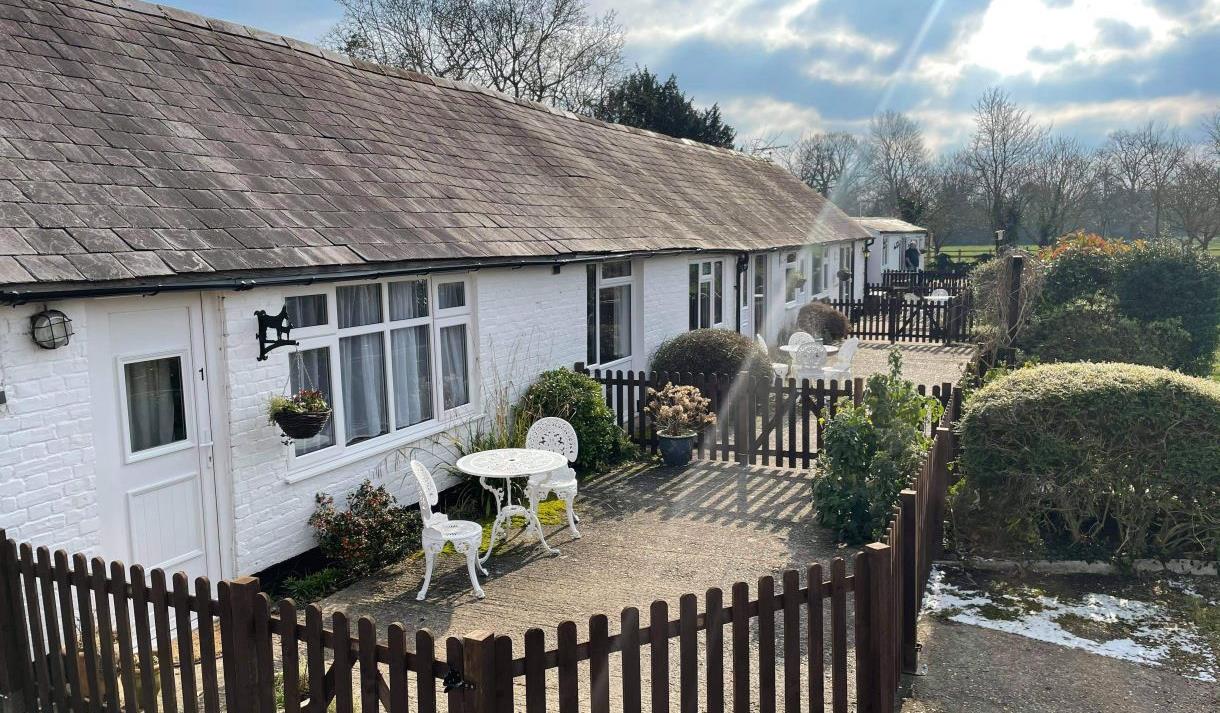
top-left (649, 328), bottom-right (771, 381)
top-left (796, 302), bottom-right (851, 342)
top-left (956, 362), bottom-right (1220, 562)
top-left (1111, 242), bottom-right (1220, 374)
top-left (812, 351), bottom-right (944, 543)
top-left (1020, 295), bottom-right (1191, 369)
top-left (517, 368), bottom-right (630, 472)
top-left (308, 480), bottom-right (421, 576)
top-left (281, 567), bottom-right (345, 603)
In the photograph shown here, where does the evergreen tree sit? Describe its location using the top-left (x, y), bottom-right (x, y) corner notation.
top-left (594, 68), bottom-right (736, 148)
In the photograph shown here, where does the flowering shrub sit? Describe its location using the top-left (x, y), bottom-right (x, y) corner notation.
top-left (1037, 230), bottom-right (1139, 261)
top-left (308, 480), bottom-right (421, 576)
top-left (646, 382), bottom-right (716, 436)
top-left (267, 389), bottom-right (330, 423)
top-left (812, 351), bottom-right (943, 543)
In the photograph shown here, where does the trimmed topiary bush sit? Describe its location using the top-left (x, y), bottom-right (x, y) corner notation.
top-left (956, 362), bottom-right (1220, 562)
top-left (649, 328), bottom-right (771, 381)
top-left (796, 301), bottom-right (851, 342)
top-left (518, 368), bottom-right (629, 472)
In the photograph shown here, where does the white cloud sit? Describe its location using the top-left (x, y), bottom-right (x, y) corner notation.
top-left (917, 0), bottom-right (1217, 84)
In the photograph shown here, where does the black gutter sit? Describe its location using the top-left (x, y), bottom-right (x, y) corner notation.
top-left (0, 248), bottom-right (707, 305)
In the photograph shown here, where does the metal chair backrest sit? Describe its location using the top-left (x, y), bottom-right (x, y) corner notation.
top-left (525, 417), bottom-right (579, 463)
top-left (410, 460), bottom-right (441, 526)
top-left (793, 341), bottom-right (828, 371)
top-left (755, 333), bottom-right (770, 357)
top-left (787, 331), bottom-right (816, 347)
top-left (836, 337), bottom-right (860, 365)
top-left (931, 288), bottom-right (949, 298)
top-left (903, 293), bottom-right (920, 302)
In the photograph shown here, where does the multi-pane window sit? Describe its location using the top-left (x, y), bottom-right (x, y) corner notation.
top-left (284, 276), bottom-right (475, 461)
top-left (752, 254), bottom-right (768, 334)
top-left (809, 246), bottom-right (825, 295)
top-left (586, 261), bottom-right (633, 366)
top-left (689, 259), bottom-right (724, 329)
top-left (784, 251), bottom-right (806, 303)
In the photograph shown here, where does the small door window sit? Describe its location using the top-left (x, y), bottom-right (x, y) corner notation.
top-left (123, 356), bottom-right (188, 453)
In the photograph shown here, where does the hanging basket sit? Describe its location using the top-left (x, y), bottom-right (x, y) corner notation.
top-left (273, 409), bottom-right (332, 440)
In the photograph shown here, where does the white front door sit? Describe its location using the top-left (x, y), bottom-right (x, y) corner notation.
top-left (88, 294), bottom-right (221, 582)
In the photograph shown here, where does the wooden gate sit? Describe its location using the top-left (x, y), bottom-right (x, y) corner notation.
top-left (830, 297), bottom-right (973, 344)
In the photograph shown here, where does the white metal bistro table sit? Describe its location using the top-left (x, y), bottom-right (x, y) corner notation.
top-left (922, 294), bottom-right (952, 304)
top-left (778, 343), bottom-right (840, 356)
top-left (455, 448), bottom-right (569, 563)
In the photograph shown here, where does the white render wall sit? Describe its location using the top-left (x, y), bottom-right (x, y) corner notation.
top-left (0, 300), bottom-right (99, 554)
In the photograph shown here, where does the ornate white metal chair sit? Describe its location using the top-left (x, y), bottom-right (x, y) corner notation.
top-left (757, 333), bottom-right (789, 382)
top-left (931, 288), bottom-right (949, 299)
top-left (792, 341), bottom-right (829, 382)
top-left (903, 292), bottom-right (921, 302)
top-left (409, 460), bottom-right (485, 600)
top-left (525, 417), bottom-right (581, 539)
top-left (787, 331), bottom-right (816, 347)
top-left (821, 337), bottom-right (860, 383)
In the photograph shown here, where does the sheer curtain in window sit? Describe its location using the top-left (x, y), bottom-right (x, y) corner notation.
top-left (124, 357), bottom-right (187, 453)
top-left (439, 324), bottom-right (469, 410)
top-left (391, 326), bottom-right (433, 427)
top-left (341, 333), bottom-right (388, 444)
top-left (599, 285), bottom-right (631, 362)
top-left (290, 348), bottom-right (335, 455)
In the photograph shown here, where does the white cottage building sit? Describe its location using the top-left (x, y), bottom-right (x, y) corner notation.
top-left (853, 217), bottom-right (928, 284)
top-left (0, 0), bottom-right (869, 580)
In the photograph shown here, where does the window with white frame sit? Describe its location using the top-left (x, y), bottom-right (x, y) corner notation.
top-left (689, 258), bottom-right (725, 329)
top-left (586, 261), bottom-right (633, 366)
top-left (809, 247), bottom-right (825, 295)
top-left (283, 275), bottom-right (475, 462)
top-left (784, 250), bottom-right (806, 303)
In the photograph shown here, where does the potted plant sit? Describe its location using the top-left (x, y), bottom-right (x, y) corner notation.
top-left (646, 383), bottom-right (716, 467)
top-left (268, 389), bottom-right (332, 440)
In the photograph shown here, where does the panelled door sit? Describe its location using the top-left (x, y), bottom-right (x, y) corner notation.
top-left (87, 294), bottom-right (221, 583)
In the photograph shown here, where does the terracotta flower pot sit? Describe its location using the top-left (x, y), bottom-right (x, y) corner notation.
top-left (657, 433), bottom-right (697, 467)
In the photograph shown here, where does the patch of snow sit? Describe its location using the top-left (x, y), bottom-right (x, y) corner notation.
top-left (923, 567), bottom-right (1218, 682)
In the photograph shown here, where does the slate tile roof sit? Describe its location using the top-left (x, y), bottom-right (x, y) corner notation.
top-left (0, 0), bottom-right (868, 292)
top-left (854, 217), bottom-right (927, 234)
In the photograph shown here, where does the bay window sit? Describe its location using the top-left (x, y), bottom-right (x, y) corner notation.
top-left (689, 258), bottom-right (725, 329)
top-left (586, 261), bottom-right (633, 366)
top-left (283, 274), bottom-right (475, 464)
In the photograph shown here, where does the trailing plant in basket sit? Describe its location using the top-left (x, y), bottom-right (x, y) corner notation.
top-left (812, 350), bottom-right (943, 544)
top-left (268, 389), bottom-right (332, 439)
top-left (646, 383), bottom-right (716, 436)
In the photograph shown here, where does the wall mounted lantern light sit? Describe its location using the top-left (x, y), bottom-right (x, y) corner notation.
top-left (30, 308), bottom-right (73, 350)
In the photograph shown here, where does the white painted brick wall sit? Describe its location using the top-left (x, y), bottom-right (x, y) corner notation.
top-left (0, 300), bottom-right (99, 554)
top-left (642, 256), bottom-right (695, 366)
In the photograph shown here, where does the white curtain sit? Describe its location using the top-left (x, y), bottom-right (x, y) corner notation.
top-left (341, 333), bottom-right (388, 444)
top-left (290, 347), bottom-right (335, 455)
top-left (125, 357), bottom-right (186, 452)
top-left (440, 324), bottom-right (469, 410)
top-left (599, 285), bottom-right (631, 362)
top-left (391, 326), bottom-right (433, 427)
top-left (337, 284), bottom-right (382, 328)
top-left (389, 280), bottom-right (428, 321)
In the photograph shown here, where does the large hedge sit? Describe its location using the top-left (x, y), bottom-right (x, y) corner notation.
top-left (650, 328), bottom-right (771, 381)
top-left (1027, 238), bottom-right (1220, 375)
top-left (956, 363), bottom-right (1220, 562)
top-left (518, 369), bottom-right (629, 472)
top-left (1021, 295), bottom-right (1191, 369)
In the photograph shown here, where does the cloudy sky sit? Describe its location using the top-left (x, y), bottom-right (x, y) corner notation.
top-left (174, 0), bottom-right (1220, 151)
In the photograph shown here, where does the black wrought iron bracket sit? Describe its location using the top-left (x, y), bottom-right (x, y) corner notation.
top-left (255, 307), bottom-right (298, 361)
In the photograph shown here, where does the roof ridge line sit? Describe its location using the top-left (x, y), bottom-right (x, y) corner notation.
top-left (88, 0), bottom-right (763, 165)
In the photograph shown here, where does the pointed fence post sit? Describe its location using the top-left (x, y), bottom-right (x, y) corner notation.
top-left (899, 490), bottom-right (920, 674)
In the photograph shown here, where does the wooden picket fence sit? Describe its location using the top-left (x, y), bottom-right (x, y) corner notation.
top-left (0, 373), bottom-right (971, 713)
top-left (828, 298), bottom-right (974, 344)
top-left (574, 364), bottom-right (955, 469)
top-left (877, 271), bottom-right (971, 293)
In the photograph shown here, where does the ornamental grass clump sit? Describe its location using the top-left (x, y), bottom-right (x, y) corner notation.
top-left (956, 362), bottom-right (1220, 563)
top-left (645, 383), bottom-right (716, 436)
top-left (812, 350), bottom-right (943, 544)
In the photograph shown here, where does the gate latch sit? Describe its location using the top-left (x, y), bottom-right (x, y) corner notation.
top-left (443, 669), bottom-right (475, 693)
